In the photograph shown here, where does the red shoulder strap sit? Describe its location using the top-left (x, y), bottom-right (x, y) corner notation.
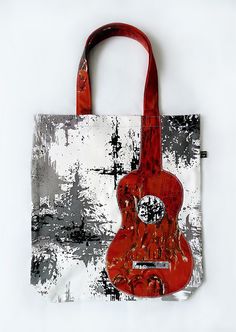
top-left (76, 22), bottom-right (159, 117)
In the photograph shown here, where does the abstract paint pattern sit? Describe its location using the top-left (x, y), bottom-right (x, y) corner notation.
top-left (31, 114), bottom-right (203, 301)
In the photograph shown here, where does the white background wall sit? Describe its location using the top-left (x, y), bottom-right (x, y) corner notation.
top-left (0, 0), bottom-right (236, 331)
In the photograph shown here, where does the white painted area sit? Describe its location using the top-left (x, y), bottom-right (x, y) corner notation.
top-left (0, 0), bottom-right (236, 331)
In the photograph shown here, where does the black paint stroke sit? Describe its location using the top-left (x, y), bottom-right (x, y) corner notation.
top-left (90, 119), bottom-right (126, 189)
top-left (161, 115), bottom-right (200, 166)
top-left (97, 268), bottom-right (121, 301)
top-left (31, 247), bottom-right (58, 286)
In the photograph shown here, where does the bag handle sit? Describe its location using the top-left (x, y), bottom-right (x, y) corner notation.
top-left (76, 22), bottom-right (159, 117)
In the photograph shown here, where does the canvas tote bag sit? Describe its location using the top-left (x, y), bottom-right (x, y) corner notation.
top-left (31, 23), bottom-right (203, 302)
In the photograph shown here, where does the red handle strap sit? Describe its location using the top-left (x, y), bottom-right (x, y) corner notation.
top-left (76, 22), bottom-right (159, 117)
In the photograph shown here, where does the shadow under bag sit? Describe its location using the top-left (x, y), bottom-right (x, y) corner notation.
top-left (31, 23), bottom-right (203, 302)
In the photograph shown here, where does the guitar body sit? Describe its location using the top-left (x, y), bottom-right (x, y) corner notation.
top-left (106, 168), bottom-right (193, 297)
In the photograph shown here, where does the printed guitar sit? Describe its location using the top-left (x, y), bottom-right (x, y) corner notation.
top-left (74, 22), bottom-right (194, 298)
top-left (106, 116), bottom-right (193, 297)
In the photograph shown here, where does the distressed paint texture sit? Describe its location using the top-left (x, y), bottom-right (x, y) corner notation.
top-left (31, 114), bottom-right (202, 301)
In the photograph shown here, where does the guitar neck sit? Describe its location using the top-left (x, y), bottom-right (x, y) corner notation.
top-left (139, 116), bottom-right (162, 173)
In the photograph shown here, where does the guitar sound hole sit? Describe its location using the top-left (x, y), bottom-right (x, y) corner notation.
top-left (137, 195), bottom-right (165, 224)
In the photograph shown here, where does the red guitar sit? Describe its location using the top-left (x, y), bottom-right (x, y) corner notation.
top-left (106, 115), bottom-right (193, 297)
top-left (77, 23), bottom-right (193, 297)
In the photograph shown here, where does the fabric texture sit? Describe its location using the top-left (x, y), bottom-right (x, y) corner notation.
top-left (31, 114), bottom-right (203, 302)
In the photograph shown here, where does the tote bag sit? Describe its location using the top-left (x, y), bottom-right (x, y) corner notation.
top-left (31, 23), bottom-right (203, 302)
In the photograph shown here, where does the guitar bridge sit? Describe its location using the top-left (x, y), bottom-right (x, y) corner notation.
top-left (133, 261), bottom-right (170, 269)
